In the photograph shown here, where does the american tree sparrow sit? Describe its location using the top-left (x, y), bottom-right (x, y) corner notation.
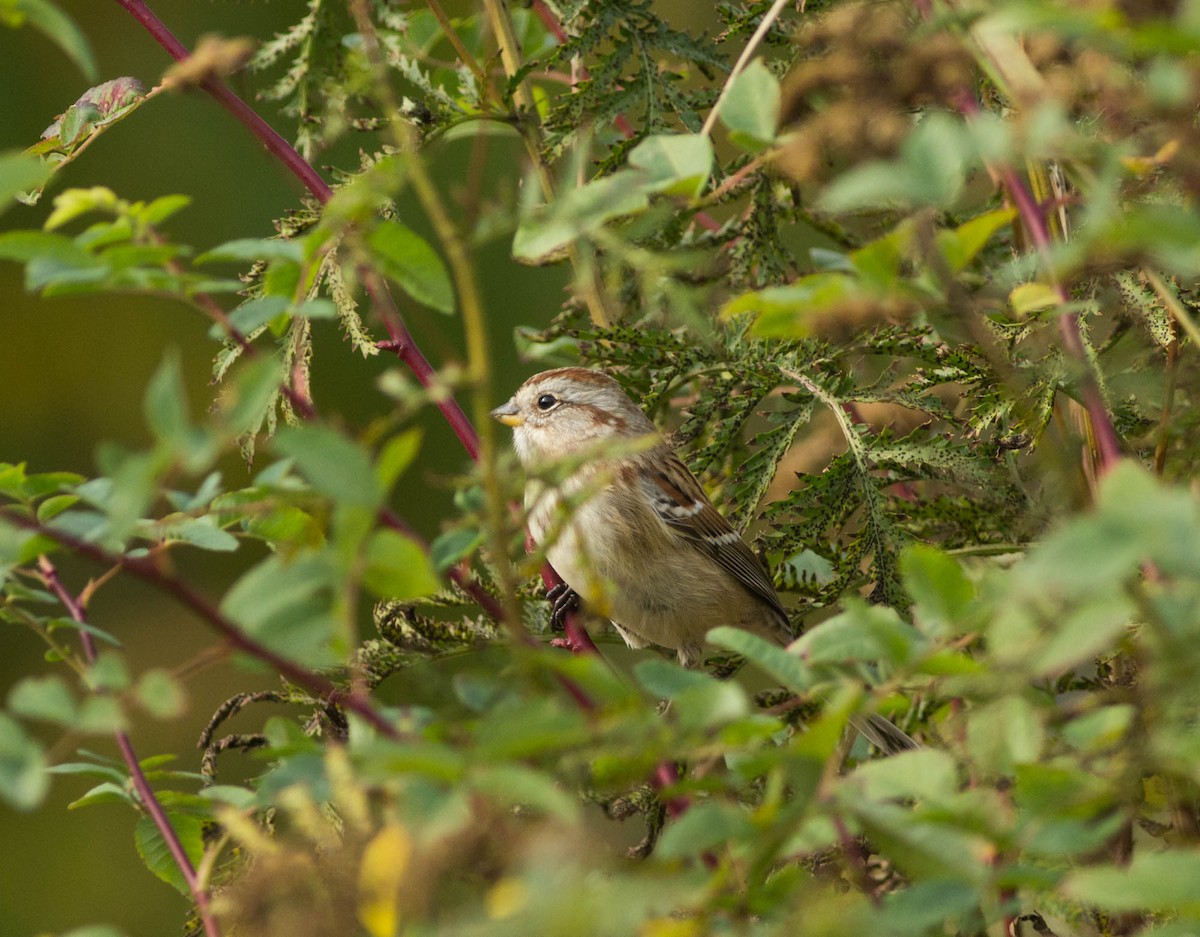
top-left (493, 367), bottom-right (916, 754)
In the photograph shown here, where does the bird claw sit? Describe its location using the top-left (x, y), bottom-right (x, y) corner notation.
top-left (546, 582), bottom-right (581, 632)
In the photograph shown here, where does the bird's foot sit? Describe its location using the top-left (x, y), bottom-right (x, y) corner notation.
top-left (546, 582), bottom-right (581, 632)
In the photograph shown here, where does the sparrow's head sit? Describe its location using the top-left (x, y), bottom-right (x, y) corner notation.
top-left (491, 367), bottom-right (658, 466)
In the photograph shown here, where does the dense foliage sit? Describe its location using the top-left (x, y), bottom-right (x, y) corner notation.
top-left (4, 1), bottom-right (1200, 935)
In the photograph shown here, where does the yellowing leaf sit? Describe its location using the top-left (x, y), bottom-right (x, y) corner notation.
top-left (485, 878), bottom-right (529, 920)
top-left (640, 918), bottom-right (701, 937)
top-left (1009, 282), bottom-right (1059, 317)
top-left (357, 824), bottom-right (411, 937)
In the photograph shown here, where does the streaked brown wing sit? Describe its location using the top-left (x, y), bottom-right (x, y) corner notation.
top-left (638, 450), bottom-right (790, 627)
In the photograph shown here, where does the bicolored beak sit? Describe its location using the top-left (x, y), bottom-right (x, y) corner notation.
top-left (491, 399), bottom-right (523, 427)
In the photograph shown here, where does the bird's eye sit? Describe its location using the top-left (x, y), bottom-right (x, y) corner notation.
top-left (536, 393), bottom-right (558, 411)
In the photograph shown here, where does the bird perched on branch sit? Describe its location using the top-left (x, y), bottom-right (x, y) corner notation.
top-left (492, 367), bottom-right (916, 754)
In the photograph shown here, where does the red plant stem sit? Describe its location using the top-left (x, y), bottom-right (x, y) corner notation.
top-left (14, 513), bottom-right (400, 740)
top-left (113, 0), bottom-right (596, 710)
top-left (947, 54), bottom-right (1122, 472)
top-left (653, 760), bottom-right (691, 820)
top-left (38, 557), bottom-right (222, 937)
top-left (112, 0), bottom-right (481, 460)
top-left (112, 0), bottom-right (331, 201)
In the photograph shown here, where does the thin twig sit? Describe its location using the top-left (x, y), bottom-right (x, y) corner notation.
top-left (14, 513), bottom-right (400, 740)
top-left (700, 0), bottom-right (792, 138)
top-left (38, 557), bottom-right (222, 937)
top-left (423, 0), bottom-right (488, 89)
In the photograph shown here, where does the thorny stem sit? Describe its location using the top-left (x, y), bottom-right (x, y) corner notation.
top-left (37, 557), bottom-right (222, 937)
top-left (11, 512), bottom-right (401, 741)
top-left (423, 0), bottom-right (488, 90)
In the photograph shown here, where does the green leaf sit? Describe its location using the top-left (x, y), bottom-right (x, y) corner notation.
top-left (901, 545), bottom-right (973, 639)
top-left (143, 352), bottom-right (190, 444)
top-left (7, 674), bottom-right (77, 725)
top-left (220, 355), bottom-right (285, 437)
top-left (657, 801), bottom-right (755, 859)
top-left (214, 295), bottom-right (290, 339)
top-left (0, 150), bottom-right (53, 216)
top-left (967, 696), bottom-right (1044, 774)
top-left (469, 764), bottom-right (579, 823)
top-left (220, 553), bottom-right (338, 666)
top-left (936, 208), bottom-right (1015, 273)
top-left (428, 527), bottom-right (483, 571)
top-left (138, 194), bottom-right (192, 226)
top-left (1063, 850), bottom-right (1200, 913)
top-left (156, 516), bottom-right (239, 552)
top-left (719, 59), bottom-right (780, 151)
top-left (633, 658), bottom-right (716, 697)
top-left (60, 926), bottom-right (130, 937)
top-left (68, 780), bottom-right (134, 810)
top-left (134, 669), bottom-right (187, 719)
top-left (362, 530), bottom-right (440, 600)
top-left (626, 134), bottom-right (713, 198)
top-left (43, 185), bottom-right (120, 230)
top-left (375, 428), bottom-right (422, 494)
top-left (195, 237), bottom-right (303, 265)
top-left (367, 222), bottom-right (454, 314)
top-left (76, 696), bottom-right (127, 734)
top-left (198, 785), bottom-right (257, 809)
top-left (0, 712), bottom-right (49, 810)
top-left (9, 0), bottom-right (96, 79)
top-left (513, 172), bottom-right (648, 262)
top-left (792, 601), bottom-right (924, 669)
top-left (274, 425), bottom-right (381, 509)
top-left (846, 748), bottom-right (958, 803)
top-left (133, 812), bottom-right (206, 895)
top-left (707, 626), bottom-right (811, 691)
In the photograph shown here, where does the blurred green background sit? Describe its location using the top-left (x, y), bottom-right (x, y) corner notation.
top-left (0, 2), bottom-right (582, 933)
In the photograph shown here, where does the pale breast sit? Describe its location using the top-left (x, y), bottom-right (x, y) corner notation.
top-left (527, 471), bottom-right (787, 658)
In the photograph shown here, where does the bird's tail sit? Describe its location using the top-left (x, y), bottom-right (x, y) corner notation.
top-left (851, 713), bottom-right (920, 755)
